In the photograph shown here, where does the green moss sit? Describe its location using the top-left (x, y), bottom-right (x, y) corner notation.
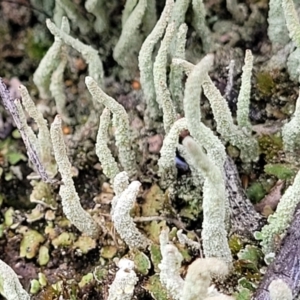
top-left (264, 163), bottom-right (296, 180)
top-left (246, 182), bottom-right (266, 203)
top-left (25, 26), bottom-right (52, 61)
top-left (258, 134), bottom-right (283, 163)
top-left (256, 72), bottom-right (275, 96)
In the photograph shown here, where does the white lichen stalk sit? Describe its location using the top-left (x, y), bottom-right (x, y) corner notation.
top-left (269, 279), bottom-right (292, 300)
top-left (107, 258), bottom-right (138, 300)
top-left (181, 258), bottom-right (231, 300)
top-left (50, 115), bottom-right (100, 238)
top-left (158, 228), bottom-right (184, 300)
top-left (111, 171), bottom-right (150, 249)
top-left (0, 259), bottom-right (30, 300)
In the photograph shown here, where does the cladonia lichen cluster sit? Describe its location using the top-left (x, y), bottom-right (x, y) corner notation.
top-left (1, 0), bottom-right (300, 299)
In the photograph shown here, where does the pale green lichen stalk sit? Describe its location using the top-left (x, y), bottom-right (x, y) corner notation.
top-left (96, 108), bottom-right (120, 182)
top-left (50, 115), bottom-right (100, 238)
top-left (182, 258), bottom-right (232, 300)
top-left (183, 136), bottom-right (232, 265)
top-left (0, 259), bottom-right (30, 300)
top-left (113, 0), bottom-right (147, 69)
top-left (282, 90), bottom-right (300, 152)
top-left (153, 21), bottom-right (177, 133)
top-left (19, 85), bottom-right (57, 177)
top-left (86, 76), bottom-right (136, 178)
top-left (282, 0), bottom-right (300, 49)
top-left (255, 167), bottom-right (300, 254)
top-left (138, 0), bottom-right (174, 120)
top-left (182, 55), bottom-right (227, 170)
top-left (33, 16), bottom-right (70, 99)
top-left (158, 117), bottom-right (187, 176)
top-left (169, 23), bottom-right (188, 114)
top-left (46, 18), bottom-right (104, 90)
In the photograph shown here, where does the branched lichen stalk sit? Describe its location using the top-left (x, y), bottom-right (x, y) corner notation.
top-left (138, 0), bottom-right (174, 120)
top-left (96, 108), bottom-right (120, 182)
top-left (85, 76), bottom-right (136, 177)
top-left (50, 115), bottom-right (100, 238)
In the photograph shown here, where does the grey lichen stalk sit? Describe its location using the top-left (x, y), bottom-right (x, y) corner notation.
top-left (54, 0), bottom-right (91, 34)
top-left (191, 0), bottom-right (213, 53)
top-left (50, 115), bottom-right (100, 238)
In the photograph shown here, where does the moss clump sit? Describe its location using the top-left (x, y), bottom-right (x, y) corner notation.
top-left (256, 72), bottom-right (275, 96)
top-left (257, 134), bottom-right (283, 163)
top-left (264, 163), bottom-right (296, 180)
